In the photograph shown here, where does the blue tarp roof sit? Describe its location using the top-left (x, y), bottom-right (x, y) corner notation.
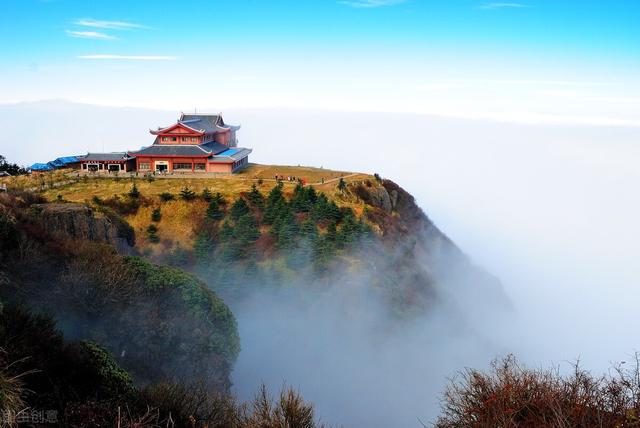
top-left (55, 156), bottom-right (81, 164)
top-left (217, 148), bottom-right (239, 157)
top-left (30, 163), bottom-right (54, 171)
top-left (48, 156), bottom-right (80, 168)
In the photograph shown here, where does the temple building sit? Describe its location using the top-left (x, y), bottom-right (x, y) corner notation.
top-left (129, 113), bottom-right (251, 174)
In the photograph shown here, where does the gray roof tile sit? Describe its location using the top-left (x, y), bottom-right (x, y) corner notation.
top-left (83, 152), bottom-right (132, 161)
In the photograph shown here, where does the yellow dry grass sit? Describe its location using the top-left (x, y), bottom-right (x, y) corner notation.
top-left (24, 164), bottom-right (379, 254)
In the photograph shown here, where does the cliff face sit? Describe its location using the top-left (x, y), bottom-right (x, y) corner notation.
top-left (32, 203), bottom-right (135, 251)
top-left (11, 168), bottom-right (507, 318)
top-left (351, 179), bottom-right (508, 313)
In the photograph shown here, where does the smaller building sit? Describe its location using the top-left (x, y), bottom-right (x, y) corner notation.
top-left (48, 156), bottom-right (82, 170)
top-left (29, 163), bottom-right (54, 172)
top-left (80, 152), bottom-right (136, 173)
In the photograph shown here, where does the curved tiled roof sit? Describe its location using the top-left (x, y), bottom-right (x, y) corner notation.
top-left (129, 141), bottom-right (229, 157)
top-left (83, 152), bottom-right (133, 161)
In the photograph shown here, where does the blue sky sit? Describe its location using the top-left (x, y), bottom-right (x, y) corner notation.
top-left (1, 0), bottom-right (639, 124)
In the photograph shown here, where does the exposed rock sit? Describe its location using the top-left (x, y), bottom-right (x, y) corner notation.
top-left (32, 203), bottom-right (134, 251)
top-left (352, 182), bottom-right (393, 213)
top-left (389, 189), bottom-right (398, 209)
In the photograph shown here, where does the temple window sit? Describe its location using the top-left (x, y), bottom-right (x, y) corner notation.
top-left (139, 163), bottom-right (150, 170)
top-left (194, 163), bottom-right (206, 171)
top-left (174, 163), bottom-right (192, 170)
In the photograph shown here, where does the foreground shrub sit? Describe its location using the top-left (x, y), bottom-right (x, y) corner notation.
top-left (436, 354), bottom-right (640, 428)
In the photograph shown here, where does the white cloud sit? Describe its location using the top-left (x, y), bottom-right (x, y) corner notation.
top-left (65, 30), bottom-right (117, 40)
top-left (78, 54), bottom-right (176, 61)
top-left (74, 18), bottom-right (147, 30)
top-left (338, 0), bottom-right (406, 8)
top-left (478, 2), bottom-right (530, 9)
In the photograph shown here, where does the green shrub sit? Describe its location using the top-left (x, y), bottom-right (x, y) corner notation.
top-left (128, 183), bottom-right (140, 199)
top-left (206, 199), bottom-right (224, 221)
top-left (151, 207), bottom-right (161, 222)
top-left (201, 187), bottom-right (213, 202)
top-left (146, 224), bottom-right (160, 243)
top-left (179, 187), bottom-right (196, 201)
top-left (159, 192), bottom-right (175, 202)
top-left (78, 341), bottom-right (134, 396)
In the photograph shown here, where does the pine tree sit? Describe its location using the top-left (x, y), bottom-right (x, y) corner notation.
top-left (206, 199), bottom-right (224, 221)
top-left (230, 198), bottom-right (250, 221)
top-left (219, 221), bottom-right (234, 241)
top-left (247, 184), bottom-right (265, 209)
top-left (151, 207), bottom-right (161, 222)
top-left (291, 183), bottom-right (306, 212)
top-left (194, 233), bottom-right (215, 263)
top-left (234, 213), bottom-right (261, 247)
top-left (201, 187), bottom-right (213, 202)
top-left (310, 193), bottom-right (340, 222)
top-left (327, 201), bottom-right (342, 222)
top-left (128, 183), bottom-right (140, 199)
top-left (291, 183), bottom-right (319, 213)
top-left (313, 235), bottom-right (335, 270)
top-left (179, 186), bottom-right (196, 201)
top-left (337, 209), bottom-right (360, 247)
top-left (305, 186), bottom-right (318, 206)
top-left (310, 193), bottom-right (328, 221)
top-left (146, 224), bottom-right (159, 243)
top-left (300, 217), bottom-right (319, 242)
top-left (325, 220), bottom-right (337, 243)
top-left (263, 183), bottom-right (286, 224)
top-left (275, 209), bottom-right (299, 249)
top-left (212, 192), bottom-right (225, 205)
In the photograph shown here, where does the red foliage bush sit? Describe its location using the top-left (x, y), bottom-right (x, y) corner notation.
top-left (436, 354), bottom-right (640, 428)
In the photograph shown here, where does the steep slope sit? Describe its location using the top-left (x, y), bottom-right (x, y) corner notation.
top-left (3, 165), bottom-right (507, 317)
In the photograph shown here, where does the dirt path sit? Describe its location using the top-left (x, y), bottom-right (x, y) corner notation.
top-left (247, 172), bottom-right (362, 186)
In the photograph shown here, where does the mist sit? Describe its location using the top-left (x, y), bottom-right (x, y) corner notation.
top-left (231, 109), bottom-right (640, 346)
top-left (225, 108), bottom-right (640, 424)
top-left (221, 235), bottom-right (509, 428)
top-left (3, 101), bottom-right (640, 425)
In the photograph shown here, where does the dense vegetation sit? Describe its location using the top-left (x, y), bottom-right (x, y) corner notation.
top-left (196, 182), bottom-right (371, 269)
top-left (0, 191), bottom-right (239, 392)
top-left (82, 177), bottom-right (450, 313)
top-left (0, 303), bottom-right (325, 427)
top-left (113, 180), bottom-right (379, 302)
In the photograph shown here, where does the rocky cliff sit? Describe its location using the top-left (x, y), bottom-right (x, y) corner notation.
top-left (32, 203), bottom-right (135, 251)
